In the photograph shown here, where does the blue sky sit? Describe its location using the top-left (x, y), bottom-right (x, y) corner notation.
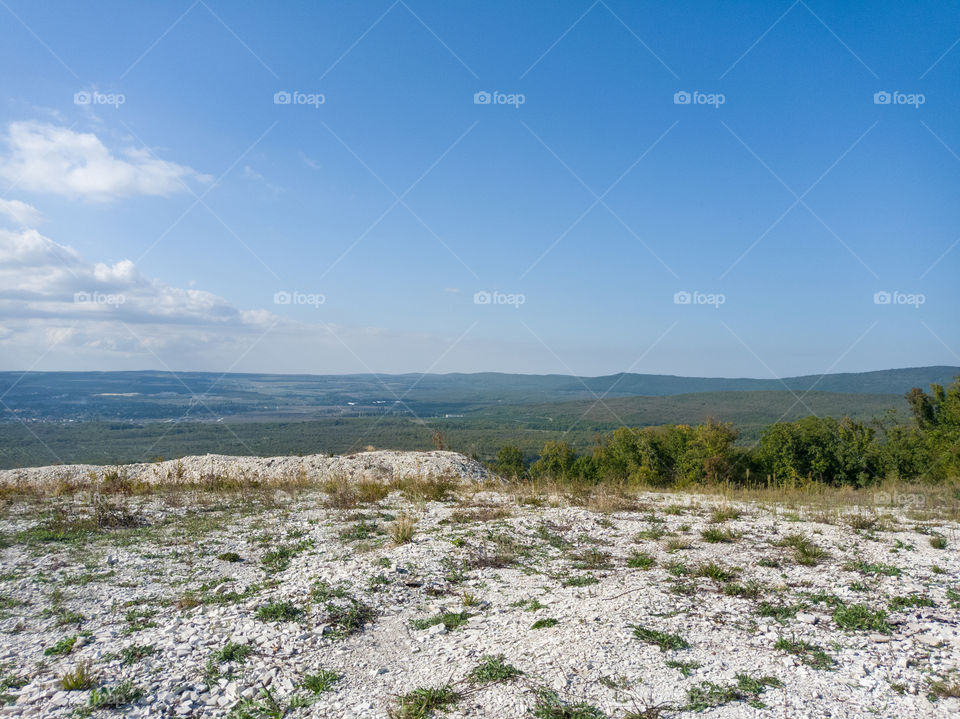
top-left (0, 0), bottom-right (957, 377)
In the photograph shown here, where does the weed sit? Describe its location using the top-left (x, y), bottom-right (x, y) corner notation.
top-left (119, 644), bottom-right (155, 665)
top-left (779, 534), bottom-right (829, 565)
top-left (123, 607), bottom-right (157, 634)
top-left (693, 562), bottom-right (738, 583)
top-left (390, 685), bottom-right (460, 719)
top-left (929, 535), bottom-right (948, 549)
top-left (710, 506), bottom-right (740, 523)
top-left (845, 560), bottom-right (901, 577)
top-left (928, 679), bottom-right (960, 700)
top-left (626, 551), bottom-right (656, 570)
top-left (410, 611), bottom-right (473, 632)
top-left (631, 625), bottom-right (689, 651)
top-left (468, 654), bottom-right (523, 683)
top-left (570, 548), bottom-right (613, 570)
top-left (256, 601), bottom-right (304, 622)
top-left (262, 541), bottom-right (310, 573)
top-left (214, 641), bottom-right (254, 664)
top-left (663, 538), bottom-right (692, 552)
top-left (833, 604), bottom-right (891, 633)
top-left (756, 602), bottom-right (800, 622)
top-left (700, 527), bottom-right (738, 544)
top-left (390, 513), bottom-right (416, 545)
top-left (889, 593), bottom-right (934, 611)
top-left (685, 674), bottom-right (780, 711)
top-left (530, 689), bottom-right (607, 719)
top-left (531, 618), bottom-right (559, 629)
top-left (665, 659), bottom-right (701, 677)
top-left (562, 574), bottom-right (599, 588)
top-left (340, 520), bottom-right (383, 542)
top-left (325, 599), bottom-right (376, 636)
top-left (44, 635), bottom-right (77, 656)
top-left (302, 669), bottom-right (340, 694)
top-left (59, 661), bottom-right (94, 690)
top-left (774, 636), bottom-right (834, 670)
top-left (723, 581), bottom-right (763, 599)
top-left (217, 552), bottom-right (242, 562)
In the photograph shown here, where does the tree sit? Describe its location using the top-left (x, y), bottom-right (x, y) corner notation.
top-left (493, 444), bottom-right (526, 478)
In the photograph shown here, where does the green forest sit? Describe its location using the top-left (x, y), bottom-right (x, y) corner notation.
top-left (494, 378), bottom-right (960, 487)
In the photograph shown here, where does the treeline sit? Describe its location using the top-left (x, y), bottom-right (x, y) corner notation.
top-left (492, 378), bottom-right (960, 486)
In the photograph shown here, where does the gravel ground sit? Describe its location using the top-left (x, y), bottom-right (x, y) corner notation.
top-left (0, 465), bottom-right (958, 718)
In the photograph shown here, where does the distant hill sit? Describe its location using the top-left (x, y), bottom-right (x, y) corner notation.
top-left (476, 390), bottom-right (907, 436)
top-left (0, 366), bottom-right (955, 423)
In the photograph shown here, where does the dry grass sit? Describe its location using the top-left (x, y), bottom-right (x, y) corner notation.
top-left (320, 478), bottom-right (391, 508)
top-left (390, 513), bottom-right (417, 545)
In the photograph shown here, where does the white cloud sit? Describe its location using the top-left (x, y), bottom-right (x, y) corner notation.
top-left (0, 121), bottom-right (208, 201)
top-left (0, 227), bottom-right (260, 326)
top-left (0, 198), bottom-right (44, 226)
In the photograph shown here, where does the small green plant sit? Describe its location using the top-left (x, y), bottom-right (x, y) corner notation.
top-left (779, 534), bottom-right (829, 566)
top-left (217, 551), bottom-right (242, 562)
top-left (214, 641), bottom-right (254, 664)
top-left (888, 593), bottom-right (934, 611)
top-left (44, 635), bottom-right (78, 656)
top-left (262, 542), bottom-right (309, 572)
top-left (570, 548), bottom-right (613, 570)
top-left (710, 506), bottom-right (740, 523)
top-left (410, 611), bottom-right (473, 632)
top-left (631, 625), bottom-right (688, 651)
top-left (693, 561), bottom-right (738, 583)
top-left (120, 644), bottom-right (155, 665)
top-left (562, 574), bottom-right (598, 587)
top-left (123, 607), bottom-right (157, 634)
top-left (531, 617), bottom-right (559, 629)
top-left (626, 551), bottom-right (656, 570)
top-left (929, 535), bottom-right (948, 550)
top-left (468, 654), bottom-right (522, 683)
top-left (391, 685), bottom-right (460, 719)
top-left (723, 581), bottom-right (763, 599)
top-left (302, 669), bottom-right (340, 694)
top-left (665, 659), bottom-right (701, 677)
top-left (756, 602), bottom-right (800, 622)
top-left (325, 599), bottom-right (376, 636)
top-left (59, 661), bottom-right (94, 690)
top-left (833, 603), bottom-right (891, 633)
top-left (685, 674), bottom-right (781, 711)
top-left (256, 600), bottom-right (304, 622)
top-left (530, 689), bottom-right (607, 719)
top-left (845, 560), bottom-right (901, 577)
top-left (774, 636), bottom-right (834, 670)
top-left (700, 527), bottom-right (738, 544)
top-left (927, 678), bottom-right (960, 700)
